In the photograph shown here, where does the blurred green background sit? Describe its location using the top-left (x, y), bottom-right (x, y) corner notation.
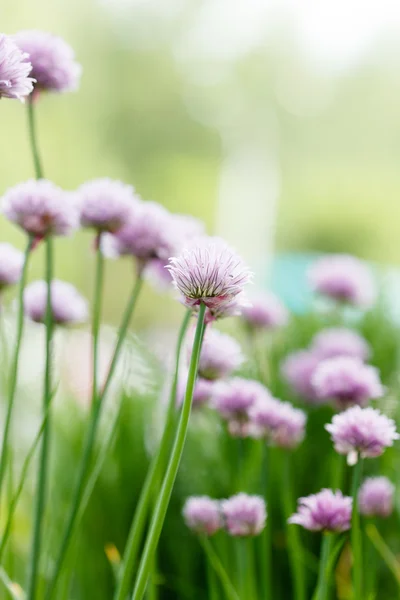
top-left (2, 0), bottom-right (400, 326)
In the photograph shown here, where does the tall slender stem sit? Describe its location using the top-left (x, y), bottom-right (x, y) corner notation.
top-left (259, 443), bottom-right (272, 599)
top-left (27, 237), bottom-right (53, 599)
top-left (45, 276), bottom-right (144, 600)
top-left (0, 238), bottom-right (32, 496)
top-left (199, 536), bottom-right (239, 600)
top-left (282, 451), bottom-right (306, 600)
top-left (91, 243), bottom-right (105, 408)
top-left (27, 97), bottom-right (43, 179)
top-left (315, 533), bottom-right (334, 600)
top-left (131, 303), bottom-right (206, 600)
top-left (114, 310), bottom-right (191, 600)
top-left (350, 459), bottom-right (363, 599)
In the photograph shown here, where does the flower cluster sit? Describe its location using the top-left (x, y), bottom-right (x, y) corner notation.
top-left (241, 291), bottom-right (288, 331)
top-left (249, 397), bottom-right (307, 449)
top-left (289, 489), bottom-right (352, 532)
top-left (0, 33), bottom-right (34, 100)
top-left (358, 477), bottom-right (395, 518)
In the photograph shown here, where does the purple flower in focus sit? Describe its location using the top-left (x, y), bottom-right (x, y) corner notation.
top-left (0, 34), bottom-right (34, 100)
top-left (0, 243), bottom-right (24, 289)
top-left (312, 356), bottom-right (384, 408)
top-left (167, 237), bottom-right (252, 313)
top-left (78, 178), bottom-right (136, 233)
top-left (183, 496), bottom-right (222, 535)
top-left (221, 493), bottom-right (266, 536)
top-left (249, 397), bottom-right (307, 449)
top-left (308, 254), bottom-right (375, 308)
top-left (241, 291), bottom-right (288, 330)
top-left (24, 280), bottom-right (88, 325)
top-left (311, 327), bottom-right (371, 362)
top-left (325, 406), bottom-right (399, 462)
top-left (288, 489), bottom-right (352, 532)
top-left (2, 180), bottom-right (78, 238)
top-left (281, 350), bottom-right (322, 403)
top-left (358, 477), bottom-right (395, 518)
top-left (14, 30), bottom-right (81, 94)
top-left (192, 329), bottom-right (243, 380)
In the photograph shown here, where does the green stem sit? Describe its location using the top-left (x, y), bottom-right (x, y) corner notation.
top-left (131, 303), bottom-right (206, 600)
top-left (259, 444), bottom-right (272, 599)
top-left (199, 536), bottom-right (239, 600)
top-left (366, 523), bottom-right (400, 589)
top-left (315, 534), bottom-right (334, 600)
top-left (282, 451), bottom-right (306, 600)
top-left (45, 276), bottom-right (143, 600)
top-left (206, 551), bottom-right (219, 600)
top-left (115, 310), bottom-right (191, 600)
top-left (235, 538), bottom-right (246, 598)
top-left (351, 459), bottom-right (363, 600)
top-left (27, 237), bottom-right (54, 600)
top-left (331, 452), bottom-right (346, 491)
top-left (91, 242), bottom-right (105, 408)
top-left (0, 238), bottom-right (32, 497)
top-left (27, 96), bottom-right (44, 179)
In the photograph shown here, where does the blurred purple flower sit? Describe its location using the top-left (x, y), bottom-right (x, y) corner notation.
top-left (212, 378), bottom-right (270, 435)
top-left (221, 493), bottom-right (266, 536)
top-left (191, 328), bottom-right (243, 381)
top-left (281, 350), bottom-right (322, 403)
top-left (177, 375), bottom-right (215, 408)
top-left (312, 356), bottom-right (384, 409)
top-left (249, 397), bottom-right (306, 449)
top-left (358, 477), bottom-right (395, 518)
top-left (0, 243), bottom-right (24, 289)
top-left (2, 179), bottom-right (78, 238)
top-left (14, 30), bottom-right (81, 94)
top-left (78, 178), bottom-right (136, 233)
top-left (308, 254), bottom-right (375, 308)
top-left (183, 496), bottom-right (222, 536)
top-left (24, 280), bottom-right (88, 325)
top-left (241, 291), bottom-right (288, 330)
top-left (325, 406), bottom-right (399, 462)
top-left (167, 237), bottom-right (252, 313)
top-left (288, 489), bottom-right (352, 532)
top-left (311, 327), bottom-right (371, 362)
top-left (0, 34), bottom-right (34, 100)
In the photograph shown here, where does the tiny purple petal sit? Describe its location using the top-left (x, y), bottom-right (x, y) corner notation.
top-left (289, 488), bottom-right (352, 532)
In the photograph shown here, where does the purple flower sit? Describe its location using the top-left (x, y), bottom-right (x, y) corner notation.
top-left (177, 376), bottom-right (215, 408)
top-left (183, 496), bottom-right (222, 535)
top-left (212, 378), bottom-right (270, 435)
top-left (325, 406), bottom-right (399, 462)
top-left (0, 243), bottom-right (24, 289)
top-left (249, 397), bottom-right (307, 449)
top-left (0, 34), bottom-right (34, 100)
top-left (14, 30), bottom-right (81, 94)
top-left (2, 179), bottom-right (78, 238)
top-left (312, 356), bottom-right (384, 409)
top-left (241, 291), bottom-right (288, 330)
top-left (221, 493), bottom-right (266, 536)
top-left (308, 254), bottom-right (375, 308)
top-left (24, 280), bottom-right (88, 325)
top-left (311, 328), bottom-right (371, 362)
top-left (281, 350), bottom-right (322, 403)
top-left (192, 329), bottom-right (244, 381)
top-left (288, 489), bottom-right (352, 532)
top-left (358, 477), bottom-right (395, 518)
top-left (78, 178), bottom-right (136, 233)
top-left (167, 237), bottom-right (252, 313)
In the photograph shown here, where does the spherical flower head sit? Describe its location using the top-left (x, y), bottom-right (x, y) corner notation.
top-left (249, 397), bottom-right (307, 449)
top-left (358, 477), bottom-right (395, 518)
top-left (325, 405), bottom-right (399, 461)
top-left (241, 291), bottom-right (288, 330)
top-left (24, 280), bottom-right (88, 325)
top-left (281, 350), bottom-right (322, 403)
top-left (191, 329), bottom-right (244, 380)
top-left (167, 237), bottom-right (252, 312)
top-left (14, 30), bottom-right (81, 94)
top-left (78, 178), bottom-right (136, 233)
top-left (183, 496), bottom-right (222, 535)
top-left (212, 378), bottom-right (270, 425)
top-left (177, 375), bottom-right (215, 408)
top-left (288, 489), bottom-right (352, 532)
top-left (222, 493), bottom-right (266, 536)
top-left (2, 179), bottom-right (78, 238)
top-left (0, 243), bottom-right (24, 289)
top-left (0, 34), bottom-right (34, 100)
top-left (311, 327), bottom-right (371, 362)
top-left (308, 254), bottom-right (375, 308)
top-left (312, 356), bottom-right (384, 409)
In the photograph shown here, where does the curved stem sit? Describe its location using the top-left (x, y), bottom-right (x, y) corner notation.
top-left (315, 533), bottom-right (334, 600)
top-left (350, 459), bottom-right (363, 599)
top-left (91, 243), bottom-right (105, 408)
top-left (27, 237), bottom-right (54, 600)
top-left (45, 276), bottom-right (143, 600)
top-left (114, 310), bottom-right (191, 600)
top-left (27, 97), bottom-right (43, 179)
top-left (0, 238), bottom-right (32, 496)
top-left (199, 536), bottom-right (239, 600)
top-left (131, 303), bottom-right (206, 600)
